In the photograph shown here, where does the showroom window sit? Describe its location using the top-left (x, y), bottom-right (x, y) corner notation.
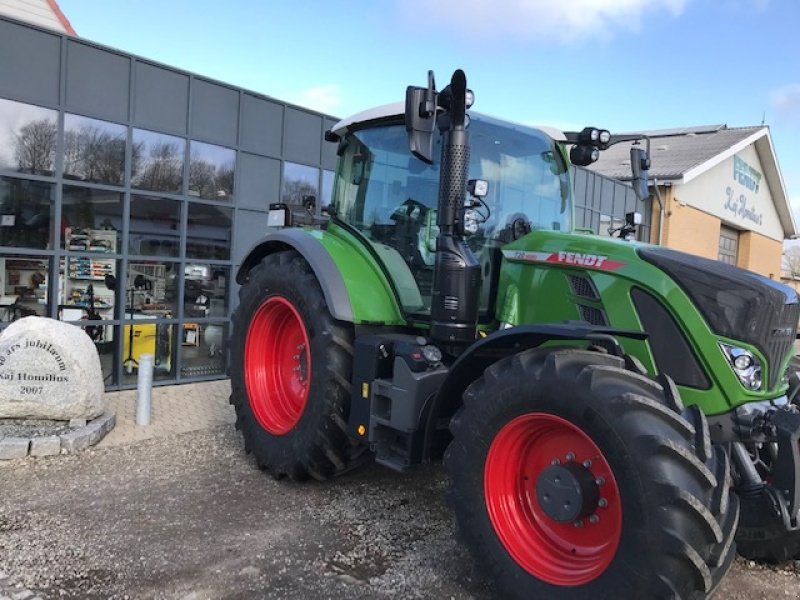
top-left (1, 255), bottom-right (50, 322)
top-left (129, 195), bottom-right (182, 257)
top-left (63, 114), bottom-right (126, 186)
top-left (0, 98), bottom-right (58, 176)
top-left (188, 141), bottom-right (235, 201)
top-left (61, 185), bottom-right (124, 253)
top-left (0, 177), bottom-right (55, 250)
top-left (186, 203), bottom-right (232, 260)
top-left (131, 128), bottom-right (185, 194)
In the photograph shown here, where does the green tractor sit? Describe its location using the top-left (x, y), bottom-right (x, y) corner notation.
top-left (230, 69), bottom-right (800, 599)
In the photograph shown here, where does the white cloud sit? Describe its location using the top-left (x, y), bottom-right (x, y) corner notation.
top-left (772, 84), bottom-right (800, 127)
top-left (288, 85), bottom-right (343, 115)
top-left (397, 0), bottom-right (689, 43)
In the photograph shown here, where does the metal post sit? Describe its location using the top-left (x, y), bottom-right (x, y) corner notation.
top-left (136, 353), bottom-right (154, 426)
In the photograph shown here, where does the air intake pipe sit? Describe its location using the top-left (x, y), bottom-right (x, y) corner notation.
top-left (429, 70), bottom-right (481, 347)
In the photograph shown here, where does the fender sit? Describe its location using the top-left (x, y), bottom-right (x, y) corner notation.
top-left (236, 228), bottom-right (405, 325)
top-left (420, 323), bottom-right (648, 460)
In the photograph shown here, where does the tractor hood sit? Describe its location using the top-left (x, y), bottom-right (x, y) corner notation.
top-left (638, 246), bottom-right (799, 389)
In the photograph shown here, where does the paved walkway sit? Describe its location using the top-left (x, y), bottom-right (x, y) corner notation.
top-left (96, 379), bottom-right (235, 448)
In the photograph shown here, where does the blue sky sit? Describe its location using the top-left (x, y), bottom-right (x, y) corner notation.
top-left (58, 0), bottom-right (800, 222)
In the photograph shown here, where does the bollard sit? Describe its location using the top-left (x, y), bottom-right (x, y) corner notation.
top-left (136, 353), bottom-right (154, 426)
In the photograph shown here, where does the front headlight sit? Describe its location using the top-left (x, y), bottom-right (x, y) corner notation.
top-left (720, 343), bottom-right (762, 390)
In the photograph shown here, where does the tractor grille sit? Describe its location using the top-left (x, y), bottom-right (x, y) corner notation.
top-left (639, 246), bottom-right (800, 390)
top-left (566, 274), bottom-right (600, 300)
top-left (578, 304), bottom-right (608, 327)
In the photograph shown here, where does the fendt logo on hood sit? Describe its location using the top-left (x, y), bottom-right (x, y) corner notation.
top-left (503, 250), bottom-right (625, 271)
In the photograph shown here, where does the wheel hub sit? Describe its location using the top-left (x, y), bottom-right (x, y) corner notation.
top-left (536, 462), bottom-right (600, 523)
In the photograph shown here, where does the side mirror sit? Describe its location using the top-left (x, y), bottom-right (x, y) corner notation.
top-left (630, 146), bottom-right (651, 202)
top-left (302, 195), bottom-right (316, 212)
top-left (405, 71), bottom-right (438, 164)
top-left (104, 274), bottom-right (116, 291)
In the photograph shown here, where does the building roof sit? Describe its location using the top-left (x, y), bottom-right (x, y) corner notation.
top-left (0, 0), bottom-right (75, 35)
top-left (587, 123), bottom-right (796, 238)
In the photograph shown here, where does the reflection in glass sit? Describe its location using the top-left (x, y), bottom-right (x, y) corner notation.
top-left (183, 264), bottom-right (228, 318)
top-left (0, 177), bottom-right (54, 249)
top-left (124, 260), bottom-right (178, 315)
top-left (189, 141), bottom-right (235, 200)
top-left (131, 129), bottom-right (185, 193)
top-left (129, 195), bottom-right (181, 257)
top-left (321, 169), bottom-right (334, 209)
top-left (121, 321), bottom-right (175, 384)
top-left (62, 186), bottom-right (123, 252)
top-left (0, 256), bottom-right (49, 322)
top-left (180, 322), bottom-right (227, 378)
top-left (186, 203), bottom-right (232, 260)
top-left (63, 114), bottom-right (126, 185)
top-left (0, 98), bottom-right (58, 176)
top-left (282, 162), bottom-right (319, 207)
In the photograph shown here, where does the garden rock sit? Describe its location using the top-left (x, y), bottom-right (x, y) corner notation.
top-left (0, 317), bottom-right (105, 420)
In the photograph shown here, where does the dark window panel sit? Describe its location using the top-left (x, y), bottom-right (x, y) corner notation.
top-left (0, 176), bottom-right (55, 249)
top-left (0, 98), bottom-right (58, 176)
top-left (129, 195), bottom-right (181, 257)
top-left (63, 114), bottom-right (126, 185)
top-left (131, 128), bottom-right (185, 194)
top-left (321, 169), bottom-right (334, 209)
top-left (186, 203), bottom-right (232, 260)
top-left (188, 141), bottom-right (235, 201)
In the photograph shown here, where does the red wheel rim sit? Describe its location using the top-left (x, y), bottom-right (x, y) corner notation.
top-left (484, 413), bottom-right (622, 586)
top-left (244, 296), bottom-right (311, 435)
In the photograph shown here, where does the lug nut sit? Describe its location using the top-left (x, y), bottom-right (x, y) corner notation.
top-left (589, 515), bottom-right (600, 525)
top-left (573, 520), bottom-right (583, 528)
top-left (595, 477), bottom-right (605, 486)
top-left (598, 498), bottom-right (608, 508)
top-left (551, 458), bottom-right (560, 466)
top-left (583, 459), bottom-right (592, 468)
top-left (566, 452), bottom-right (576, 461)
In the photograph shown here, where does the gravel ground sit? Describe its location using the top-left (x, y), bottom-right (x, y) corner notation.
top-left (0, 419), bottom-right (78, 438)
top-left (0, 426), bottom-right (799, 599)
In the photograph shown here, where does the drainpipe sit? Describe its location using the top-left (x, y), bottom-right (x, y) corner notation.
top-left (652, 177), bottom-right (665, 246)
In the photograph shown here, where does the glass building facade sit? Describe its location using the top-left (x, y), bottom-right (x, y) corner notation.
top-left (0, 15), bottom-right (338, 388)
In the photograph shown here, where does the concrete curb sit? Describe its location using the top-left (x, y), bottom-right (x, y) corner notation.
top-left (0, 411), bottom-right (116, 460)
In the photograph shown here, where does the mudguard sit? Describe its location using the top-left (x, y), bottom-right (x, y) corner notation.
top-left (236, 228), bottom-right (406, 325)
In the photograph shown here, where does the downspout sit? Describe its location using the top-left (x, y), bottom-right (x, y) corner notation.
top-left (652, 177), bottom-right (665, 246)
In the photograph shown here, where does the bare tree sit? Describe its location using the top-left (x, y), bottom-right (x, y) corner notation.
top-left (133, 141), bottom-right (183, 192)
top-left (784, 246), bottom-right (800, 278)
top-left (282, 178), bottom-right (317, 205)
top-left (64, 124), bottom-right (125, 185)
top-left (13, 119), bottom-right (57, 174)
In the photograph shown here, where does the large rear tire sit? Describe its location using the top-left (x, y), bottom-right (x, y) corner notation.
top-left (444, 348), bottom-right (738, 599)
top-left (229, 250), bottom-right (364, 480)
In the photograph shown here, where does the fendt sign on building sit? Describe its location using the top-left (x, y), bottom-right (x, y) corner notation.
top-left (680, 144), bottom-right (784, 242)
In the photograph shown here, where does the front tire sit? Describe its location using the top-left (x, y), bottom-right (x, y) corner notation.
top-left (229, 251), bottom-right (364, 480)
top-left (444, 348), bottom-right (738, 599)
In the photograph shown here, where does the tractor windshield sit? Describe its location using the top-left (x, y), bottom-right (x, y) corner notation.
top-left (332, 114), bottom-right (571, 315)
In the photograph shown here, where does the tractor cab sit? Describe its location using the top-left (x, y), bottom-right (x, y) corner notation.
top-left (328, 105), bottom-right (571, 318)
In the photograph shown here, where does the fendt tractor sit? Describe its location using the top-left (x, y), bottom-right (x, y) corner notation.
top-left (230, 70), bottom-right (800, 599)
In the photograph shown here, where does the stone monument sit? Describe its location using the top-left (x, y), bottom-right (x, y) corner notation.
top-left (0, 316), bottom-right (105, 420)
